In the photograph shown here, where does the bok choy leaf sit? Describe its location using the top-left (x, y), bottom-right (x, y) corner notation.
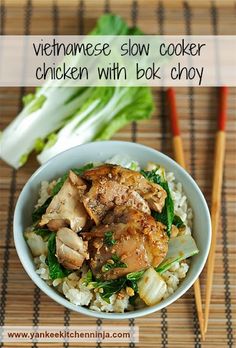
top-left (47, 233), bottom-right (71, 280)
top-left (141, 168), bottom-right (174, 237)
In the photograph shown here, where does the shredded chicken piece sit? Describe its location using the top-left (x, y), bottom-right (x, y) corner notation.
top-left (83, 180), bottom-right (150, 225)
top-left (47, 219), bottom-right (67, 231)
top-left (40, 171), bottom-right (88, 232)
top-left (82, 207), bottom-right (168, 280)
top-left (83, 164), bottom-right (167, 213)
top-left (56, 227), bottom-right (88, 270)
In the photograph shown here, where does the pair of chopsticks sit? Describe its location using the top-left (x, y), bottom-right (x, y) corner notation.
top-left (166, 86), bottom-right (228, 340)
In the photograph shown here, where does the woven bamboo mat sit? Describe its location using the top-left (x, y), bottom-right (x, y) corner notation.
top-left (0, 1), bottom-right (235, 348)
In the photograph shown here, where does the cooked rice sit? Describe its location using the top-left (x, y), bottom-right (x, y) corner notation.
top-left (28, 167), bottom-right (193, 313)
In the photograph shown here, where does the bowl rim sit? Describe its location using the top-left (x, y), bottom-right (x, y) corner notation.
top-left (13, 140), bottom-right (211, 319)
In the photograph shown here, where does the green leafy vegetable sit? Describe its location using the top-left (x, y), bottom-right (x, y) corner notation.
top-left (126, 270), bottom-right (145, 281)
top-left (156, 235), bottom-right (199, 274)
top-left (173, 215), bottom-right (185, 228)
top-left (101, 254), bottom-right (127, 273)
top-left (126, 270), bottom-right (145, 292)
top-left (22, 93), bottom-right (35, 106)
top-left (0, 14), bottom-right (154, 169)
top-left (33, 227), bottom-right (51, 241)
top-left (44, 133), bottom-right (58, 149)
top-left (130, 162), bottom-right (139, 171)
top-left (153, 181), bottom-right (174, 237)
top-left (28, 95), bottom-right (47, 114)
top-left (141, 169), bottom-right (174, 237)
top-left (51, 173), bottom-right (68, 196)
top-left (93, 86), bottom-right (153, 142)
top-left (83, 270), bottom-right (93, 286)
top-left (90, 14), bottom-right (130, 35)
top-left (127, 27), bottom-right (144, 35)
top-left (140, 169), bottom-right (162, 185)
top-left (19, 153), bottom-right (29, 166)
top-left (47, 233), bottom-right (71, 280)
top-left (71, 163), bottom-right (94, 176)
top-left (34, 138), bottom-right (45, 153)
top-left (32, 197), bottom-right (52, 223)
top-left (104, 231), bottom-right (117, 247)
top-left (90, 270), bottom-right (146, 303)
top-left (93, 277), bottom-right (127, 303)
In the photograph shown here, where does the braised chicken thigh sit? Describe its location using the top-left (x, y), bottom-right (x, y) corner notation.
top-left (82, 164), bottom-right (167, 224)
top-left (82, 207), bottom-right (168, 280)
top-left (40, 171), bottom-right (88, 232)
top-left (56, 227), bottom-right (88, 270)
top-left (83, 180), bottom-right (150, 224)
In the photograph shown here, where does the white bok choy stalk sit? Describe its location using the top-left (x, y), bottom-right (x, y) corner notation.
top-left (137, 235), bottom-right (199, 305)
top-left (37, 86), bottom-right (153, 164)
top-left (138, 267), bottom-right (167, 306)
top-left (156, 234), bottom-right (199, 274)
top-left (0, 87), bottom-right (90, 168)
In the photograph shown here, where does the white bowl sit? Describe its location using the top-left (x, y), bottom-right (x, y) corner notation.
top-left (14, 141), bottom-right (211, 319)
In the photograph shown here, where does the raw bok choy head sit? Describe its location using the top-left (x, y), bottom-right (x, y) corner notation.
top-left (0, 14), bottom-right (154, 169)
top-left (37, 86), bottom-right (153, 163)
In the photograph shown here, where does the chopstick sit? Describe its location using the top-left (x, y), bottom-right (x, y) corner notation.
top-left (167, 88), bottom-right (185, 167)
top-left (204, 86), bottom-right (228, 333)
top-left (167, 87), bottom-right (205, 341)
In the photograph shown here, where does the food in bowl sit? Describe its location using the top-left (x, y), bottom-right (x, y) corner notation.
top-left (24, 156), bottom-right (198, 313)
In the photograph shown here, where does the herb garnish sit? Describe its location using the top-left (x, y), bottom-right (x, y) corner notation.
top-left (104, 231), bottom-right (116, 247)
top-left (102, 254), bottom-right (127, 273)
top-left (93, 277), bottom-right (127, 303)
top-left (126, 270), bottom-right (145, 292)
top-left (86, 270), bottom-right (146, 304)
top-left (83, 269), bottom-right (93, 286)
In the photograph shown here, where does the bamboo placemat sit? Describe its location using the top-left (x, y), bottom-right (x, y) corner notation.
top-left (0, 1), bottom-right (235, 348)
